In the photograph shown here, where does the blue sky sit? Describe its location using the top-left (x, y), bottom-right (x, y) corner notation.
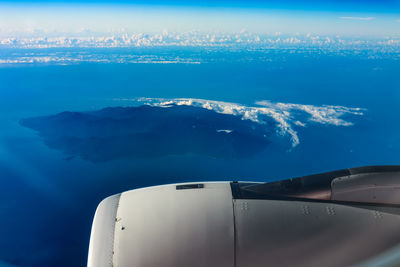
top-left (0, 0), bottom-right (399, 37)
top-left (1, 0), bottom-right (399, 12)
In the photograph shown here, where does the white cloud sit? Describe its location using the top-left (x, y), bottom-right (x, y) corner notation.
top-left (216, 129), bottom-right (233, 133)
top-left (339, 17), bottom-right (375, 21)
top-left (116, 97), bottom-right (365, 148)
top-left (0, 55), bottom-right (201, 65)
top-left (294, 121), bottom-right (306, 127)
top-left (256, 100), bottom-right (364, 126)
top-left (2, 32), bottom-right (398, 50)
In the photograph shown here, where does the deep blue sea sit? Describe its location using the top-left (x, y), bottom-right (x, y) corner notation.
top-left (0, 47), bottom-right (399, 266)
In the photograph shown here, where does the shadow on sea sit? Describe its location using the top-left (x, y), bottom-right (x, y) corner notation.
top-left (20, 104), bottom-right (274, 162)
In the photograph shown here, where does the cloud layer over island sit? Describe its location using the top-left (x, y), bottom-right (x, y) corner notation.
top-left (126, 98), bottom-right (365, 147)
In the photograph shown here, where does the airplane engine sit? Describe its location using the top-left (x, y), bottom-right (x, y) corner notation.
top-left (88, 166), bottom-right (400, 267)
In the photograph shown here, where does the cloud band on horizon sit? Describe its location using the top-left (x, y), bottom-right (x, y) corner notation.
top-left (339, 16), bottom-right (375, 21)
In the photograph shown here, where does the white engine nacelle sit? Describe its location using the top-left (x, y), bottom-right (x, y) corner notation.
top-left (88, 166), bottom-right (400, 267)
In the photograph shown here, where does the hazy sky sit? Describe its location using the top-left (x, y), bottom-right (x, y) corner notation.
top-left (0, 1), bottom-right (399, 37)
